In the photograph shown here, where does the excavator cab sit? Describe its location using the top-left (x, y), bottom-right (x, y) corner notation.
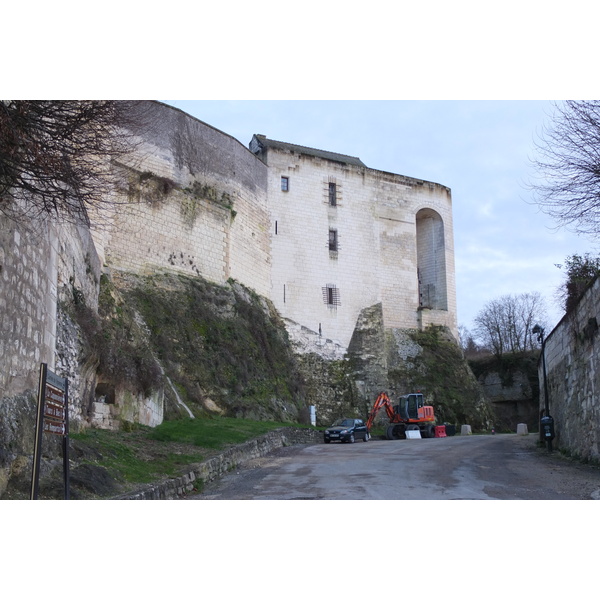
top-left (395, 393), bottom-right (424, 420)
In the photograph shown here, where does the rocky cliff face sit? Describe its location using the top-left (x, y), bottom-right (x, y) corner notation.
top-left (344, 304), bottom-right (494, 431)
top-left (468, 353), bottom-right (540, 432)
top-left (74, 270), bottom-right (311, 426)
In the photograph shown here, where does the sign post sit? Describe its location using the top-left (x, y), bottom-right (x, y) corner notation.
top-left (31, 363), bottom-right (70, 500)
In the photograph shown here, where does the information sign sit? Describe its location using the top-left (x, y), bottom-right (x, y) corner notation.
top-left (30, 363), bottom-right (70, 500)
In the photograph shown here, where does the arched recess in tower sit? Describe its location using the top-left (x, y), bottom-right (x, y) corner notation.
top-left (415, 208), bottom-right (448, 310)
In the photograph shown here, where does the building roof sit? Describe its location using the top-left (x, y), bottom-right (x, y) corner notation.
top-left (251, 134), bottom-right (367, 167)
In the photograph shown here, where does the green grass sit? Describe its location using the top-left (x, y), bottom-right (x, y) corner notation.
top-left (101, 446), bottom-right (204, 483)
top-left (70, 417), bottom-right (305, 490)
top-left (71, 427), bottom-right (205, 484)
top-left (148, 416), bottom-right (296, 449)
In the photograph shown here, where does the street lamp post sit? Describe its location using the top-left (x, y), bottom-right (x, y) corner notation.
top-left (533, 324), bottom-right (554, 452)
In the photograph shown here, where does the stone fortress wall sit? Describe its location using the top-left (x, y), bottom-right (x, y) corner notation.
top-left (96, 103), bottom-right (457, 351)
top-left (93, 102), bottom-right (271, 299)
top-left (0, 213), bottom-right (101, 400)
top-left (0, 216), bottom-right (59, 397)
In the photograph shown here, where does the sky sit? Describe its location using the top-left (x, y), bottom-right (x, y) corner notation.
top-left (163, 100), bottom-right (597, 333)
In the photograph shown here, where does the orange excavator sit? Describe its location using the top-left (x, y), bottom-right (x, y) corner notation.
top-left (366, 392), bottom-right (436, 440)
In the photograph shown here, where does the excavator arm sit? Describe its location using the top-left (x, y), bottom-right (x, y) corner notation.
top-left (366, 392), bottom-right (397, 431)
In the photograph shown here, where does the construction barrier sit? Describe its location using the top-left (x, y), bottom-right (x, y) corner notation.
top-left (434, 425), bottom-right (447, 438)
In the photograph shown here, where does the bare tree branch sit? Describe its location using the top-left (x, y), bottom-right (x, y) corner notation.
top-left (0, 100), bottom-right (149, 225)
top-left (529, 100), bottom-right (600, 236)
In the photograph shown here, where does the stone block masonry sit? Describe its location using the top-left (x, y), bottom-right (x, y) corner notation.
top-left (258, 135), bottom-right (457, 350)
top-left (542, 276), bottom-right (600, 461)
top-left (99, 106), bottom-right (457, 355)
top-left (0, 214), bottom-right (58, 396)
top-left (94, 102), bottom-right (271, 299)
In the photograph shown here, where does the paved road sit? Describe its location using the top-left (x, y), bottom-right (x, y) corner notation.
top-left (190, 433), bottom-right (600, 500)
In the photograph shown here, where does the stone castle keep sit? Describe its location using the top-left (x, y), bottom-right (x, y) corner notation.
top-left (96, 102), bottom-right (457, 351)
top-left (0, 101), bottom-right (457, 433)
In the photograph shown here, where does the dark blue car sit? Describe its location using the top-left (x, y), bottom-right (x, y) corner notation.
top-left (324, 418), bottom-right (369, 443)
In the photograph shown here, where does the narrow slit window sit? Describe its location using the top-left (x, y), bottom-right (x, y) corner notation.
top-left (281, 176), bottom-right (289, 192)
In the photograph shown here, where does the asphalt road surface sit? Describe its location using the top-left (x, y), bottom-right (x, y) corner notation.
top-left (190, 433), bottom-right (600, 500)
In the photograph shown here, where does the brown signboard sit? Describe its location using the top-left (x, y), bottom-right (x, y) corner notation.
top-left (44, 384), bottom-right (66, 424)
top-left (46, 385), bottom-right (65, 406)
top-left (44, 404), bottom-right (66, 422)
top-left (43, 420), bottom-right (66, 436)
top-left (31, 363), bottom-right (70, 499)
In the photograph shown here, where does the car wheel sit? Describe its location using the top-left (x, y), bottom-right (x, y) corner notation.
top-left (363, 432), bottom-right (369, 442)
top-left (349, 433), bottom-right (355, 443)
top-left (324, 438), bottom-right (330, 443)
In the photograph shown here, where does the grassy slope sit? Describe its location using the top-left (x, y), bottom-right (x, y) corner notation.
top-left (67, 417), bottom-right (308, 498)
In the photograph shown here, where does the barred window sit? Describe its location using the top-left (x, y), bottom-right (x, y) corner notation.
top-left (328, 182), bottom-right (337, 206)
top-left (322, 284), bottom-right (341, 307)
top-left (329, 228), bottom-right (338, 252)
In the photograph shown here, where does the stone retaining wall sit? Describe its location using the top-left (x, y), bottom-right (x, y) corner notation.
top-left (115, 428), bottom-right (322, 500)
top-left (543, 276), bottom-right (600, 461)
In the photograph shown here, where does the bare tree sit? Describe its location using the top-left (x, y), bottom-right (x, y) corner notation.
top-left (458, 324), bottom-right (487, 358)
top-left (473, 292), bottom-right (548, 357)
top-left (0, 100), bottom-right (147, 225)
top-left (529, 100), bottom-right (600, 236)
